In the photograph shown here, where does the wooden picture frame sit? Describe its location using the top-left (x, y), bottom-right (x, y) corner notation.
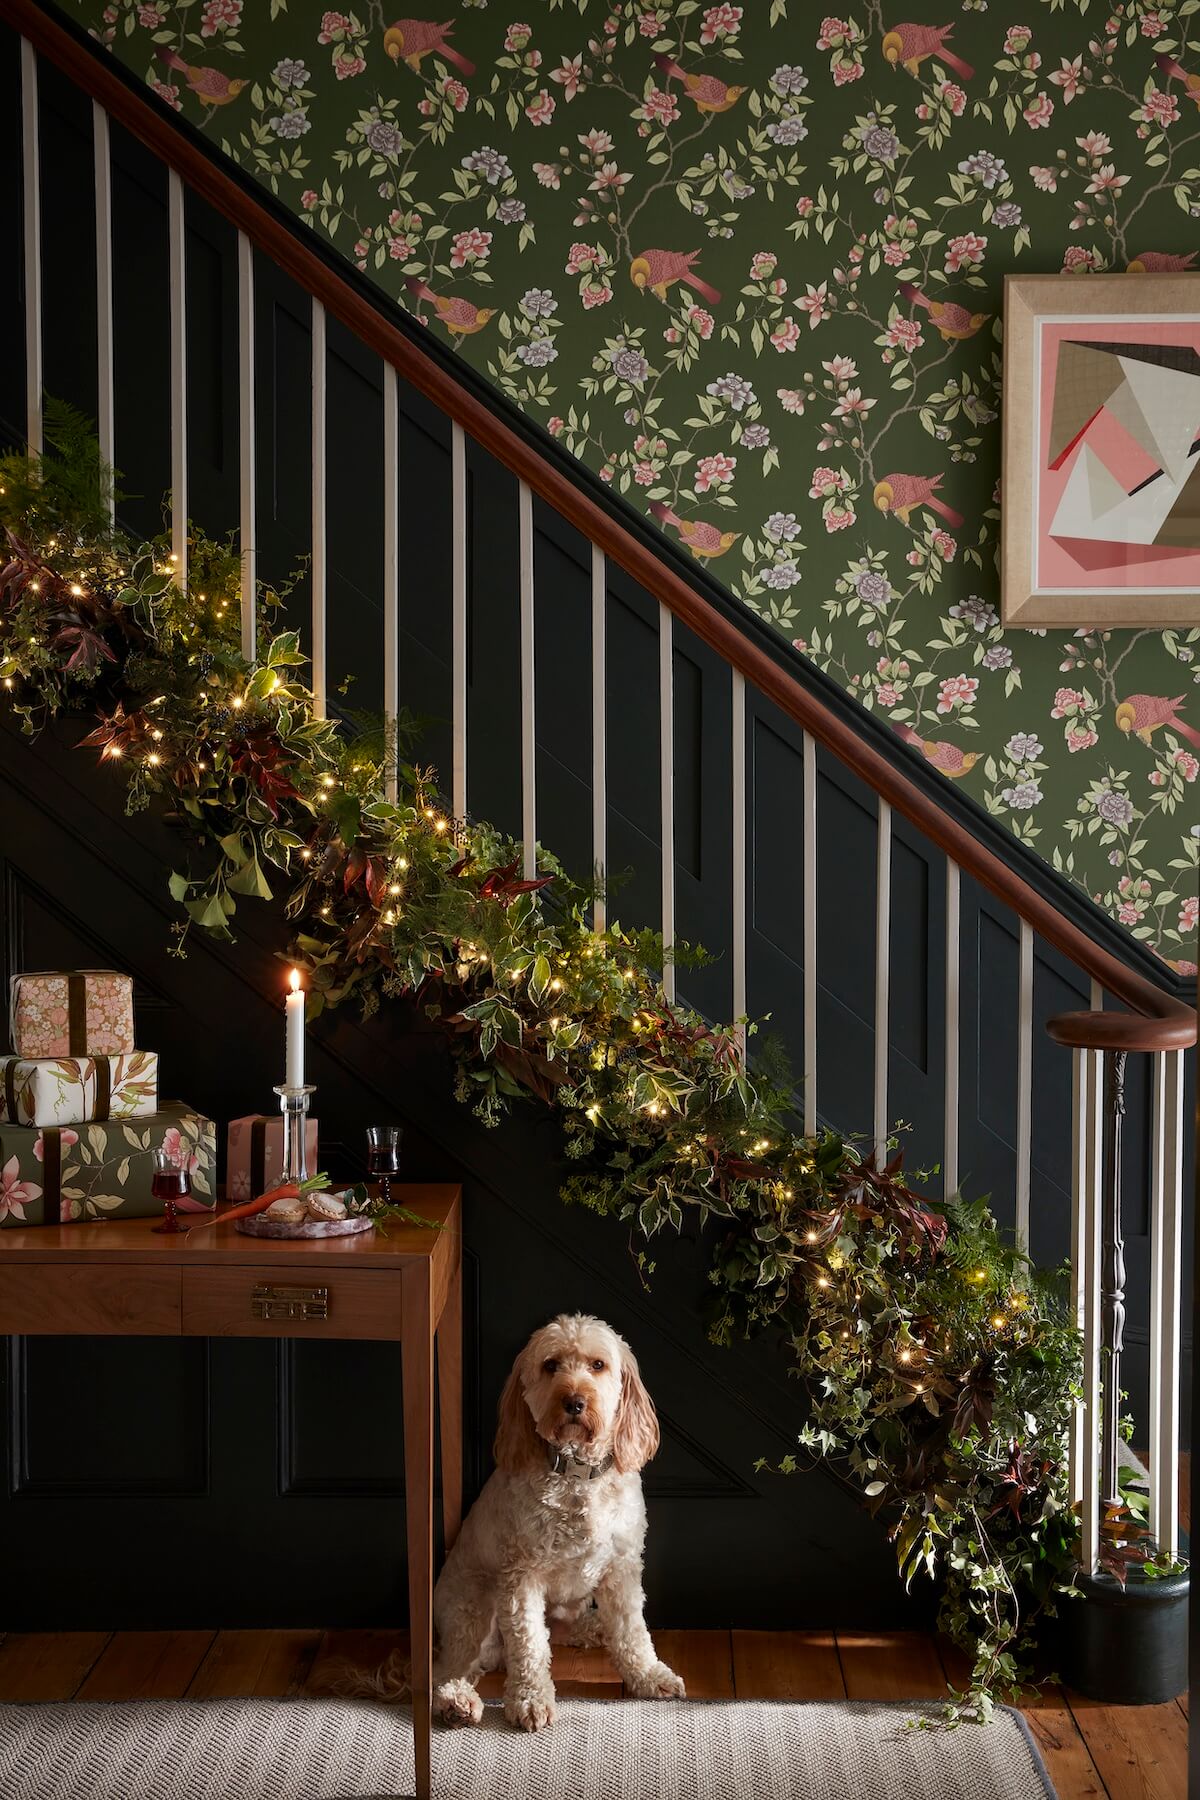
top-left (1002, 273), bottom-right (1200, 627)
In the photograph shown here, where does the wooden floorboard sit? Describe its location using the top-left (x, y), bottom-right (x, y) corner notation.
top-left (651, 1629), bottom-right (734, 1698)
top-left (187, 1629), bottom-right (322, 1698)
top-left (76, 1630), bottom-right (216, 1702)
top-left (835, 1630), bottom-right (949, 1701)
top-left (0, 1632), bottom-right (111, 1701)
top-left (731, 1629), bottom-right (845, 1700)
top-left (1065, 1691), bottom-right (1188, 1800)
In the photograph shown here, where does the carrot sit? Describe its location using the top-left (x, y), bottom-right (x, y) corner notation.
top-left (185, 1171), bottom-right (330, 1236)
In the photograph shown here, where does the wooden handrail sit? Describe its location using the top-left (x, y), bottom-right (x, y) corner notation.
top-left (7, 0), bottom-right (1195, 1056)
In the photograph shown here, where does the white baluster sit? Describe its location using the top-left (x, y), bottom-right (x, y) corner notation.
top-left (519, 481), bottom-right (536, 879)
top-left (21, 38), bottom-right (42, 454)
top-left (1149, 1047), bottom-right (1185, 1560)
top-left (237, 232), bottom-right (255, 662)
top-left (451, 422), bottom-right (467, 819)
top-left (590, 544), bottom-right (606, 932)
top-left (802, 731), bottom-right (818, 1137)
top-left (93, 101), bottom-right (114, 514)
top-left (943, 860), bottom-right (960, 1199)
top-left (168, 169), bottom-right (187, 587)
top-left (874, 800), bottom-right (892, 1159)
top-left (310, 298), bottom-right (326, 717)
top-left (659, 602), bottom-right (675, 1003)
top-left (1015, 919), bottom-right (1034, 1254)
top-left (730, 670), bottom-right (747, 1052)
top-left (382, 364), bottom-right (399, 800)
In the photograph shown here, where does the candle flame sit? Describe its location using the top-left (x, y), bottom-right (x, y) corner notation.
top-left (289, 968), bottom-right (302, 993)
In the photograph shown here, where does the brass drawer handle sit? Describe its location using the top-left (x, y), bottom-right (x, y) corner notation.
top-left (250, 1283), bottom-right (330, 1321)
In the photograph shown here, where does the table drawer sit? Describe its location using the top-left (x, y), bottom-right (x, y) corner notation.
top-left (0, 1264), bottom-right (181, 1334)
top-left (182, 1267), bottom-right (403, 1339)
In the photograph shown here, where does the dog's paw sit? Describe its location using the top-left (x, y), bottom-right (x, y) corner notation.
top-left (626, 1662), bottom-right (686, 1700)
top-left (505, 1687), bottom-right (556, 1732)
top-left (433, 1679), bottom-right (483, 1728)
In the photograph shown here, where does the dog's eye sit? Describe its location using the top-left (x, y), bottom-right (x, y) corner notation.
top-left (543, 1358), bottom-right (559, 1374)
top-left (591, 1359), bottom-right (606, 1372)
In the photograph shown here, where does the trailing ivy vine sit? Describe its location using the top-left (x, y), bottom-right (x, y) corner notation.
top-left (0, 408), bottom-right (1088, 1719)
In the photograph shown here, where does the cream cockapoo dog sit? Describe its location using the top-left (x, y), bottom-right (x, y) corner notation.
top-left (432, 1313), bottom-right (685, 1733)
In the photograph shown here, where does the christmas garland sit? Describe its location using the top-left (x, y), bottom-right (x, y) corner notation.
top-left (0, 406), bottom-right (1095, 1718)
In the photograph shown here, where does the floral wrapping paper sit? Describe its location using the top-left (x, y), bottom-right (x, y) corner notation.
top-left (0, 1103), bottom-right (215, 1227)
top-left (10, 971), bottom-right (136, 1060)
top-left (0, 1051), bottom-right (159, 1129)
top-left (227, 1114), bottom-right (320, 1200)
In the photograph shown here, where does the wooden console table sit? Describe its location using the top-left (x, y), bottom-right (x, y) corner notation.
top-left (0, 1183), bottom-right (462, 1800)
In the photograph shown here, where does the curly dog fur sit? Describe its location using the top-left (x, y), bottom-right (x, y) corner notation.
top-left (432, 1314), bottom-right (684, 1733)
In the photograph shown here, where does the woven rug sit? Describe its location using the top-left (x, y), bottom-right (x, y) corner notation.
top-left (0, 1697), bottom-right (1056, 1800)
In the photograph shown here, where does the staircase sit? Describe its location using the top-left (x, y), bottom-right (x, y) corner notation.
top-left (0, 0), bottom-right (1194, 1627)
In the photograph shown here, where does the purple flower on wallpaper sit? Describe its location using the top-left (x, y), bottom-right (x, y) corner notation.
top-left (991, 201), bottom-right (1023, 228)
top-left (706, 373), bottom-right (756, 411)
top-left (1002, 780), bottom-right (1043, 811)
top-left (949, 595), bottom-right (997, 632)
top-left (860, 125), bottom-right (899, 164)
top-left (497, 199), bottom-right (527, 223)
top-left (982, 645), bottom-right (1014, 671)
top-left (365, 119), bottom-right (403, 156)
top-left (270, 108), bottom-right (310, 139)
top-left (770, 65), bottom-right (809, 96)
top-left (520, 288), bottom-right (557, 319)
top-left (462, 146), bottom-right (512, 185)
top-left (855, 570), bottom-right (892, 607)
top-left (1096, 790), bottom-right (1134, 827)
top-left (272, 58), bottom-right (309, 89)
top-left (958, 150), bottom-right (1008, 189)
top-left (610, 348), bottom-right (649, 384)
top-left (1006, 733), bottom-right (1044, 763)
top-left (764, 511), bottom-right (799, 542)
top-left (766, 114), bottom-right (808, 145)
top-left (741, 424), bottom-right (771, 448)
top-left (759, 563), bottom-right (801, 588)
top-left (516, 337), bottom-right (558, 366)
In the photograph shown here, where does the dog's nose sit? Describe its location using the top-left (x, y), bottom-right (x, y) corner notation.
top-left (562, 1394), bottom-right (586, 1417)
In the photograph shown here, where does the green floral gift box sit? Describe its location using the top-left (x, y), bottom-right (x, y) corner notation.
top-left (0, 1103), bottom-right (215, 1227)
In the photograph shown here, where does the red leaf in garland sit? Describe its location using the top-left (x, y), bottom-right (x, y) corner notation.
top-left (478, 859), bottom-right (554, 901)
top-left (53, 622), bottom-right (117, 670)
top-left (231, 727), bottom-right (300, 821)
top-left (343, 846), bottom-right (367, 893)
top-left (364, 856), bottom-right (389, 908)
top-left (79, 702), bottom-right (146, 758)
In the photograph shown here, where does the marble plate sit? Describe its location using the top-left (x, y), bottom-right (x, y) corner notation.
top-left (234, 1212), bottom-right (374, 1239)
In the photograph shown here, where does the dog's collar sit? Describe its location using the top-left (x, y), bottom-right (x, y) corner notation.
top-left (546, 1443), bottom-right (614, 1480)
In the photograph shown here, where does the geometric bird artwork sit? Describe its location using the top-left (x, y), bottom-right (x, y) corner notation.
top-left (1002, 276), bottom-right (1200, 625)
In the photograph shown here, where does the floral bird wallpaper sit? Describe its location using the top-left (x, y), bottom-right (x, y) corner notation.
top-left (65, 0), bottom-right (1200, 967)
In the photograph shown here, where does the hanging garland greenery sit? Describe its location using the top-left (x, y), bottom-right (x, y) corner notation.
top-left (1, 406), bottom-right (1105, 1718)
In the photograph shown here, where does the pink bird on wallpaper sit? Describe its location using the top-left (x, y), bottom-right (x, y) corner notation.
top-left (894, 724), bottom-right (979, 778)
top-left (383, 18), bottom-right (475, 75)
top-left (652, 55), bottom-right (748, 115)
top-left (872, 473), bottom-right (963, 527)
top-left (156, 49), bottom-right (247, 105)
top-left (1115, 695), bottom-right (1200, 749)
top-left (403, 277), bottom-right (495, 336)
top-left (896, 282), bottom-right (989, 343)
top-left (630, 250), bottom-right (722, 306)
top-left (647, 502), bottom-right (740, 560)
top-left (1125, 251), bottom-right (1198, 273)
top-left (881, 23), bottom-right (974, 81)
top-left (1155, 54), bottom-right (1200, 107)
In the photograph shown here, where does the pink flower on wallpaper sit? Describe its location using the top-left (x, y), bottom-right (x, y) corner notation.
top-left (700, 4), bottom-right (743, 44)
top-left (945, 232), bottom-right (987, 273)
top-left (876, 683), bottom-right (901, 707)
top-left (547, 416), bottom-right (564, 435)
top-left (565, 241), bottom-right (599, 273)
top-left (937, 674), bottom-right (979, 714)
top-left (1075, 130), bottom-right (1111, 157)
top-left (1181, 897), bottom-right (1199, 935)
top-left (333, 51), bottom-right (366, 79)
top-left (504, 24), bottom-right (532, 52)
top-left (301, 188), bottom-right (318, 210)
top-left (1118, 901), bottom-right (1143, 926)
top-left (1061, 245), bottom-right (1100, 272)
top-left (1085, 163), bottom-right (1130, 195)
top-left (817, 18), bottom-right (851, 48)
top-left (533, 162), bottom-right (561, 188)
top-left (1140, 88), bottom-right (1180, 128)
top-left (937, 82), bottom-right (967, 117)
top-left (1172, 751), bottom-right (1199, 783)
top-left (637, 11), bottom-right (662, 36)
top-left (832, 60), bottom-right (864, 85)
top-left (441, 78), bottom-right (469, 112)
top-left (581, 283), bottom-right (612, 308)
top-left (776, 387), bottom-right (805, 412)
top-left (932, 530), bottom-right (957, 561)
top-left (137, 3), bottom-right (162, 26)
top-left (1065, 727), bottom-right (1097, 752)
top-left (550, 55), bottom-right (584, 101)
top-left (199, 0), bottom-right (241, 37)
top-left (1023, 92), bottom-right (1054, 128)
top-left (317, 11), bottom-right (350, 42)
top-left (450, 227), bottom-right (492, 267)
top-left (687, 306), bottom-right (714, 339)
top-left (1048, 56), bottom-right (1083, 102)
top-left (150, 78), bottom-right (182, 111)
top-left (525, 89), bottom-right (556, 126)
top-left (823, 504), bottom-right (855, 531)
top-left (32, 1129), bottom-right (78, 1162)
top-left (823, 354), bottom-right (857, 382)
top-left (795, 282), bottom-right (829, 326)
top-left (809, 466), bottom-right (846, 497)
top-left (1030, 165), bottom-right (1058, 191)
top-left (1004, 27), bottom-right (1033, 55)
top-left (1051, 687), bottom-right (1085, 717)
top-left (0, 1157), bottom-right (40, 1223)
top-left (388, 235), bottom-right (414, 259)
top-left (695, 452), bottom-right (736, 492)
top-left (886, 316), bottom-right (924, 352)
top-left (770, 319), bottom-right (800, 352)
top-left (633, 461), bottom-right (657, 485)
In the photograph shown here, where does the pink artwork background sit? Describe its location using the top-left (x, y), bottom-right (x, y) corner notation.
top-left (1035, 316), bottom-right (1200, 590)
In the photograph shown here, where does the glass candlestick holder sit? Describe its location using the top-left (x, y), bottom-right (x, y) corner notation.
top-left (273, 1083), bottom-right (317, 1189)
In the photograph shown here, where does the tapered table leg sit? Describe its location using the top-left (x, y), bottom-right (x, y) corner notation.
top-left (437, 1242), bottom-right (463, 1554)
top-left (402, 1263), bottom-right (433, 1800)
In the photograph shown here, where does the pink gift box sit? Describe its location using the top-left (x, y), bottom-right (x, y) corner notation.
top-left (227, 1114), bottom-right (320, 1200)
top-left (9, 971), bottom-right (135, 1061)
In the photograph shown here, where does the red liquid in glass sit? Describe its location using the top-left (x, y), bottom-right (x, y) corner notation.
top-left (151, 1168), bottom-right (189, 1233)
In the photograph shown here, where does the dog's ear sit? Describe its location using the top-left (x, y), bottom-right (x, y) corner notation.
top-left (612, 1349), bottom-right (659, 1474)
top-left (493, 1363), bottom-right (542, 1474)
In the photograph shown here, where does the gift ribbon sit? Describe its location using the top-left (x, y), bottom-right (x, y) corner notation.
top-left (1, 1057), bottom-right (112, 1124)
top-left (40, 1126), bottom-right (63, 1220)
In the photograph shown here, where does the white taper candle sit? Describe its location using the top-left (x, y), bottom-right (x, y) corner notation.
top-left (285, 967), bottom-right (306, 1088)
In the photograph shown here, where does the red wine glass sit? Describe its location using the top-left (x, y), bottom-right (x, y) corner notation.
top-left (366, 1126), bottom-right (403, 1209)
top-left (151, 1147), bottom-right (190, 1234)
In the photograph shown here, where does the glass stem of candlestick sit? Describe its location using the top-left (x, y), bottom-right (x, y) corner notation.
top-left (274, 1084), bottom-right (316, 1189)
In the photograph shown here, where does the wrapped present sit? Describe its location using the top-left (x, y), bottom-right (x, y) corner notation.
top-left (227, 1113), bottom-right (319, 1201)
top-left (0, 1051), bottom-right (159, 1129)
top-left (9, 970), bottom-right (136, 1060)
top-left (0, 1103), bottom-right (215, 1227)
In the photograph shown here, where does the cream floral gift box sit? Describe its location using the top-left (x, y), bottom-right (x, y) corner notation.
top-left (0, 1051), bottom-right (159, 1129)
top-left (9, 970), bottom-right (136, 1060)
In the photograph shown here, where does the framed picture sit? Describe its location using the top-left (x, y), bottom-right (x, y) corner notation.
top-left (1002, 274), bottom-right (1200, 627)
